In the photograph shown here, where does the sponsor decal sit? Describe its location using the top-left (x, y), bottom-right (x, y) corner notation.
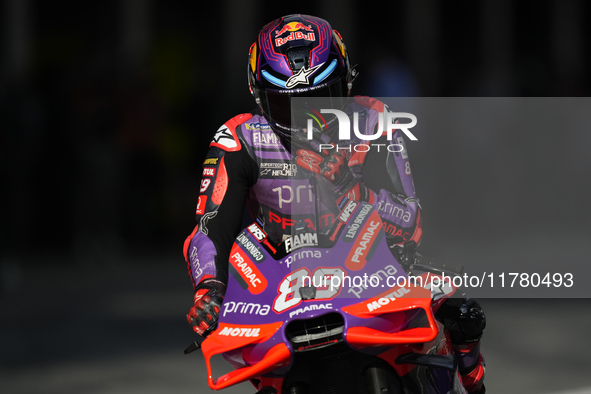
top-left (382, 221), bottom-right (411, 241)
top-left (272, 184), bottom-right (314, 209)
top-left (329, 200), bottom-right (360, 241)
top-left (189, 246), bottom-right (202, 278)
top-left (218, 326), bottom-right (260, 337)
top-left (269, 211), bottom-right (296, 230)
top-left (212, 125), bottom-right (238, 150)
top-left (275, 22), bottom-right (314, 37)
top-left (275, 31), bottom-right (316, 46)
top-left (345, 210), bottom-right (384, 271)
top-left (377, 201), bottom-right (411, 223)
top-left (247, 222), bottom-right (278, 254)
top-left (199, 178), bottom-right (211, 193)
top-left (222, 301), bottom-right (270, 317)
top-left (285, 64), bottom-right (322, 89)
top-left (343, 203), bottom-right (372, 241)
top-left (349, 221), bottom-right (380, 265)
top-left (247, 223), bottom-right (266, 241)
top-left (236, 232), bottom-right (265, 262)
top-left (260, 163), bottom-right (298, 177)
top-left (203, 158), bottom-right (218, 165)
top-left (245, 122), bottom-right (271, 131)
top-left (199, 211), bottom-right (218, 236)
top-left (260, 162), bottom-right (290, 168)
top-left (284, 232), bottom-right (318, 253)
top-left (195, 195), bottom-right (207, 215)
top-left (347, 264), bottom-right (398, 298)
top-left (253, 131), bottom-right (281, 146)
top-left (272, 167), bottom-right (297, 177)
top-left (366, 286), bottom-right (411, 312)
top-left (342, 285), bottom-right (431, 317)
top-left (229, 245), bottom-right (268, 294)
top-left (203, 168), bottom-right (216, 177)
top-left (289, 303), bottom-right (332, 318)
top-left (274, 22), bottom-right (315, 46)
top-left (339, 200), bottom-right (359, 223)
top-left (280, 249), bottom-right (322, 268)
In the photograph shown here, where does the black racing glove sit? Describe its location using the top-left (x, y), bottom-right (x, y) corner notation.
top-left (186, 277), bottom-right (225, 337)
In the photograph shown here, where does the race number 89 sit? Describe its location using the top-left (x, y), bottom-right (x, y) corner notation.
top-left (273, 267), bottom-right (345, 313)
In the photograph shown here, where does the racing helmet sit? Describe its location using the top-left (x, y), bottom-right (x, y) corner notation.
top-left (248, 14), bottom-right (356, 139)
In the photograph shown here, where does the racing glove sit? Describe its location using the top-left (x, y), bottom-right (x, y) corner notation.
top-left (295, 144), bottom-right (369, 202)
top-left (186, 276), bottom-right (225, 337)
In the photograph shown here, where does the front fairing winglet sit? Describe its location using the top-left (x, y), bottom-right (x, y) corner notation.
top-left (201, 321), bottom-right (289, 390)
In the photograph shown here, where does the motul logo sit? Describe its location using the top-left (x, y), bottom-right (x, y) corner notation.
top-left (366, 287), bottom-right (411, 312)
top-left (218, 326), bottom-right (261, 337)
top-left (203, 168), bottom-right (216, 177)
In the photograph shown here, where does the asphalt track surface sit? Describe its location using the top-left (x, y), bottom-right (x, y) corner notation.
top-left (2, 254), bottom-right (591, 394)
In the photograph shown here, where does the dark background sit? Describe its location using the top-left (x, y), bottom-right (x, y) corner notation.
top-left (1, 0), bottom-right (590, 393)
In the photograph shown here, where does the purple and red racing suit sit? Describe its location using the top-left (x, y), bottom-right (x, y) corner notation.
top-left (183, 96), bottom-right (422, 289)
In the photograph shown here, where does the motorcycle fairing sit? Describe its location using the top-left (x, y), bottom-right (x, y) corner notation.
top-left (200, 202), bottom-right (440, 390)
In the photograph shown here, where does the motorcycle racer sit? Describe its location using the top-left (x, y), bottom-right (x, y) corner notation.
top-left (183, 14), bottom-right (485, 393)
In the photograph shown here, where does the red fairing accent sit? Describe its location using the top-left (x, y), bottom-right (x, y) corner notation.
top-left (430, 296), bottom-right (448, 315)
top-left (212, 156), bottom-right (228, 205)
top-left (209, 113), bottom-right (253, 152)
top-left (354, 96), bottom-right (385, 112)
top-left (408, 209), bottom-right (423, 244)
top-left (229, 244), bottom-right (268, 294)
top-left (200, 322), bottom-right (287, 390)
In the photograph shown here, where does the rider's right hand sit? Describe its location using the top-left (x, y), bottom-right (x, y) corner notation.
top-left (186, 276), bottom-right (225, 337)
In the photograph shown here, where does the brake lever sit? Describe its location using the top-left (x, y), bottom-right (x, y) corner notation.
top-left (184, 341), bottom-right (201, 355)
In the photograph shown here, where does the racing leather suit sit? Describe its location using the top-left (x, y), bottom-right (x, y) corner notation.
top-left (183, 97), bottom-right (422, 288)
top-left (183, 96), bottom-right (484, 393)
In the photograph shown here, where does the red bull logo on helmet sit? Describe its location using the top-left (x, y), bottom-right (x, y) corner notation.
top-left (275, 22), bottom-right (316, 46)
top-left (275, 22), bottom-right (314, 37)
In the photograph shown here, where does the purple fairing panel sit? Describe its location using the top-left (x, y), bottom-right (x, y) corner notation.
top-left (217, 202), bottom-right (416, 369)
top-left (187, 231), bottom-right (217, 283)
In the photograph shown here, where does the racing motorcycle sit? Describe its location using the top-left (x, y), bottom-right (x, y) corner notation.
top-left (185, 198), bottom-right (468, 394)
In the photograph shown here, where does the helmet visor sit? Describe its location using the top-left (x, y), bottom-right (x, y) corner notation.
top-left (257, 76), bottom-right (350, 133)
